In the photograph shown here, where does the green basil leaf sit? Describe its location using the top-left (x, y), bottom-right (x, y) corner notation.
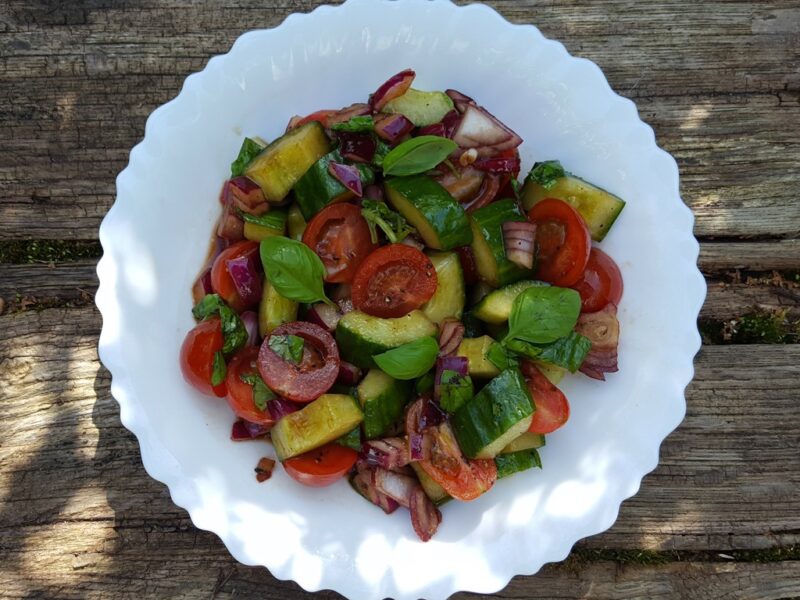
top-left (252, 378), bottom-right (276, 411)
top-left (192, 294), bottom-right (247, 356)
top-left (382, 136), bottom-right (458, 176)
top-left (372, 139), bottom-right (392, 168)
top-left (438, 370), bottom-right (474, 413)
top-left (268, 334), bottom-right (305, 364)
top-left (415, 371), bottom-right (435, 395)
top-left (336, 426), bottom-right (363, 451)
top-left (239, 373), bottom-right (260, 386)
top-left (505, 287), bottom-right (582, 345)
top-left (534, 331), bottom-right (592, 372)
top-left (361, 200), bottom-right (414, 244)
top-left (259, 236), bottom-right (334, 306)
top-left (511, 179), bottom-right (522, 200)
top-left (211, 351), bottom-right (227, 386)
top-left (231, 138), bottom-right (265, 177)
top-left (239, 209), bottom-right (287, 232)
top-left (331, 116), bottom-right (375, 133)
top-left (487, 341), bottom-right (519, 371)
top-left (192, 293), bottom-right (224, 320)
top-left (527, 160), bottom-right (565, 190)
top-left (373, 337), bottom-right (439, 380)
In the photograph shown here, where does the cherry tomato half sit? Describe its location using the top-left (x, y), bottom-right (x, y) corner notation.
top-left (521, 361), bottom-right (570, 434)
top-left (295, 109), bottom-right (336, 129)
top-left (351, 244), bottom-right (438, 318)
top-left (180, 317), bottom-right (227, 397)
top-left (258, 321), bottom-right (340, 403)
top-left (571, 247), bottom-right (624, 313)
top-left (302, 203), bottom-right (377, 283)
top-left (225, 346), bottom-right (275, 426)
top-left (283, 443), bottom-right (358, 487)
top-left (528, 198), bottom-right (591, 287)
top-left (211, 240), bottom-right (261, 312)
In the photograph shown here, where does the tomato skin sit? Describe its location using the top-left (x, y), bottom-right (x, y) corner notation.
top-left (571, 247), bottom-right (623, 313)
top-left (283, 443), bottom-right (358, 487)
top-left (180, 318), bottom-right (227, 397)
top-left (258, 321), bottom-right (340, 403)
top-left (351, 244), bottom-right (438, 318)
top-left (528, 198), bottom-right (591, 287)
top-left (521, 361), bottom-right (570, 434)
top-left (302, 203), bottom-right (377, 283)
top-left (225, 346), bottom-right (275, 426)
top-left (295, 109), bottom-right (336, 128)
top-left (210, 240), bottom-right (261, 312)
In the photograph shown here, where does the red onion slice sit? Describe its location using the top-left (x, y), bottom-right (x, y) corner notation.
top-left (452, 105), bottom-right (523, 153)
top-left (361, 438), bottom-right (411, 471)
top-left (326, 102), bottom-right (371, 127)
top-left (373, 468), bottom-right (417, 508)
top-left (351, 469), bottom-right (400, 514)
top-left (228, 176), bottom-right (269, 216)
top-left (462, 173), bottom-right (501, 212)
top-left (192, 267), bottom-right (213, 305)
top-left (473, 156), bottom-right (522, 174)
top-left (240, 310), bottom-right (259, 346)
top-left (371, 69), bottom-right (416, 111)
top-left (328, 161), bottom-right (363, 197)
top-left (307, 302), bottom-right (344, 332)
top-left (438, 319), bottom-right (465, 357)
top-left (231, 419), bottom-right (271, 441)
top-left (364, 184), bottom-right (383, 201)
top-left (374, 113), bottom-right (414, 143)
top-left (576, 304), bottom-right (620, 379)
top-left (502, 221), bottom-right (537, 269)
top-left (337, 132), bottom-right (376, 163)
top-left (337, 361), bottom-right (363, 386)
top-left (399, 234), bottom-right (425, 251)
top-left (217, 206), bottom-right (244, 242)
top-left (267, 397), bottom-right (302, 421)
top-left (255, 457), bottom-right (276, 482)
top-left (445, 89), bottom-right (477, 113)
top-left (225, 254), bottom-right (262, 307)
top-left (418, 123), bottom-right (446, 137)
top-left (410, 486), bottom-right (442, 542)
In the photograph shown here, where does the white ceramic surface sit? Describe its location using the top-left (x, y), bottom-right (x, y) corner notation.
top-left (96, 1), bottom-right (706, 598)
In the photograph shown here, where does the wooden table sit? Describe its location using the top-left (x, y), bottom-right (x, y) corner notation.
top-left (1, 1), bottom-right (798, 598)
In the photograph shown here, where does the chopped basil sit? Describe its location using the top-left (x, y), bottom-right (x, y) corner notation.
top-left (504, 286), bottom-right (582, 345)
top-left (238, 372), bottom-right (277, 412)
top-left (506, 331), bottom-right (591, 373)
top-left (211, 351), bottom-right (227, 386)
top-left (192, 293), bottom-right (247, 357)
top-left (487, 342), bottom-right (519, 371)
top-left (527, 160), bottom-right (565, 190)
top-left (268, 334), bottom-right (305, 364)
top-left (331, 116), bottom-right (375, 133)
top-left (239, 209), bottom-right (288, 232)
top-left (259, 236), bottom-right (334, 306)
top-left (361, 200), bottom-right (414, 244)
top-left (336, 427), bottom-right (363, 451)
top-left (231, 137), bottom-right (265, 177)
top-left (381, 136), bottom-right (457, 176)
top-left (373, 337), bottom-right (439, 380)
top-left (438, 370), bottom-right (474, 413)
top-left (372, 139), bottom-right (391, 168)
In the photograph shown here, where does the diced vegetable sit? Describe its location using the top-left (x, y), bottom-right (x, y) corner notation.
top-left (451, 369), bottom-right (534, 459)
top-left (271, 393), bottom-right (364, 460)
top-left (244, 121), bottom-right (331, 202)
top-left (385, 175), bottom-right (472, 251)
top-left (382, 88), bottom-right (456, 127)
top-left (421, 251), bottom-right (465, 324)
top-left (335, 310), bottom-right (437, 369)
top-left (456, 335), bottom-right (501, 379)
top-left (501, 431), bottom-right (546, 454)
top-left (257, 279), bottom-right (298, 337)
top-left (469, 199), bottom-right (534, 287)
top-left (287, 204), bottom-right (307, 241)
top-left (472, 280), bottom-right (548, 324)
top-left (410, 463), bottom-right (451, 505)
top-left (242, 209), bottom-right (288, 242)
top-left (336, 426), bottom-right (363, 451)
top-left (532, 361), bottom-right (567, 385)
top-left (495, 449), bottom-right (541, 479)
top-left (357, 369), bottom-right (412, 439)
top-left (293, 150), bottom-right (376, 220)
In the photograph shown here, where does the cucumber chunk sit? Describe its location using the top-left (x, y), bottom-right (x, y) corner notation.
top-left (451, 369), bottom-right (534, 459)
top-left (357, 369), bottom-right (411, 439)
top-left (421, 251), bottom-right (465, 324)
top-left (410, 463), bottom-right (451, 505)
top-left (293, 150), bottom-right (376, 220)
top-left (271, 394), bottom-right (364, 460)
top-left (495, 449), bottom-right (542, 479)
top-left (469, 199), bottom-right (534, 287)
top-left (501, 431), bottom-right (546, 454)
top-left (382, 88), bottom-right (455, 127)
top-left (456, 335), bottom-right (501, 379)
top-left (258, 279), bottom-right (298, 337)
top-left (472, 280), bottom-right (548, 324)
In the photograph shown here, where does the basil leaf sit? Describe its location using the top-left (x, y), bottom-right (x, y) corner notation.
top-left (259, 236), bottom-right (334, 306)
top-left (415, 371), bottom-right (435, 395)
top-left (382, 136), bottom-right (458, 176)
top-left (239, 209), bottom-right (287, 232)
top-left (505, 287), bottom-right (582, 345)
top-left (535, 332), bottom-right (591, 372)
top-left (487, 341), bottom-right (519, 371)
top-left (231, 138), bottom-right (265, 177)
top-left (192, 293), bottom-right (247, 357)
top-left (238, 372), bottom-right (276, 411)
top-left (239, 373), bottom-right (260, 386)
top-left (336, 426), bottom-right (362, 451)
top-left (361, 200), bottom-right (414, 243)
top-left (373, 337), bottom-right (439, 380)
top-left (527, 160), bottom-right (565, 190)
top-left (211, 351), bottom-right (227, 386)
top-left (438, 370), bottom-right (473, 413)
top-left (268, 334), bottom-right (305, 364)
top-left (331, 116), bottom-right (375, 133)
top-left (372, 139), bottom-right (391, 168)
top-left (511, 179), bottom-right (522, 200)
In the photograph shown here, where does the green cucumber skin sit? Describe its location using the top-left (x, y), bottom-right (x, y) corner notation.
top-left (471, 199), bottom-right (535, 287)
top-left (358, 371), bottom-right (412, 439)
top-left (335, 324), bottom-right (390, 369)
top-left (473, 280), bottom-right (549, 324)
top-left (451, 368), bottom-right (534, 459)
top-left (294, 151), bottom-right (376, 220)
top-left (385, 176), bottom-right (472, 250)
top-left (496, 449), bottom-right (542, 478)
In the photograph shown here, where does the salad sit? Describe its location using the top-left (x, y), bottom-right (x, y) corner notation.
top-left (180, 69), bottom-right (625, 541)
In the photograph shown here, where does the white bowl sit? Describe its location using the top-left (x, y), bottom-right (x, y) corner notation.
top-left (96, 1), bottom-right (706, 598)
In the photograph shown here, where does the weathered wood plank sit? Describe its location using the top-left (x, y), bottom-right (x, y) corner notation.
top-left (1, 2), bottom-right (798, 239)
top-left (699, 240), bottom-right (800, 272)
top-left (0, 309), bottom-right (798, 558)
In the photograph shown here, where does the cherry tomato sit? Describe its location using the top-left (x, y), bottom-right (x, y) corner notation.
top-left (225, 346), bottom-right (275, 426)
top-left (455, 246), bottom-right (480, 285)
top-left (521, 361), bottom-right (570, 434)
top-left (496, 148), bottom-right (522, 196)
top-left (210, 240), bottom-right (261, 312)
top-left (528, 198), bottom-right (591, 287)
top-left (295, 109), bottom-right (336, 128)
top-left (258, 321), bottom-right (340, 403)
top-left (302, 203), bottom-right (377, 283)
top-left (180, 317), bottom-right (227, 397)
top-left (351, 244), bottom-right (438, 318)
top-left (571, 247), bottom-right (624, 313)
top-left (283, 443), bottom-right (358, 487)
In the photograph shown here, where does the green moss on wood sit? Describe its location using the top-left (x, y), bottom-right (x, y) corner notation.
top-left (0, 240), bottom-right (102, 264)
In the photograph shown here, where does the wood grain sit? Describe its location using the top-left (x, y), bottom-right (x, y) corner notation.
top-left (1, 1), bottom-right (799, 239)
